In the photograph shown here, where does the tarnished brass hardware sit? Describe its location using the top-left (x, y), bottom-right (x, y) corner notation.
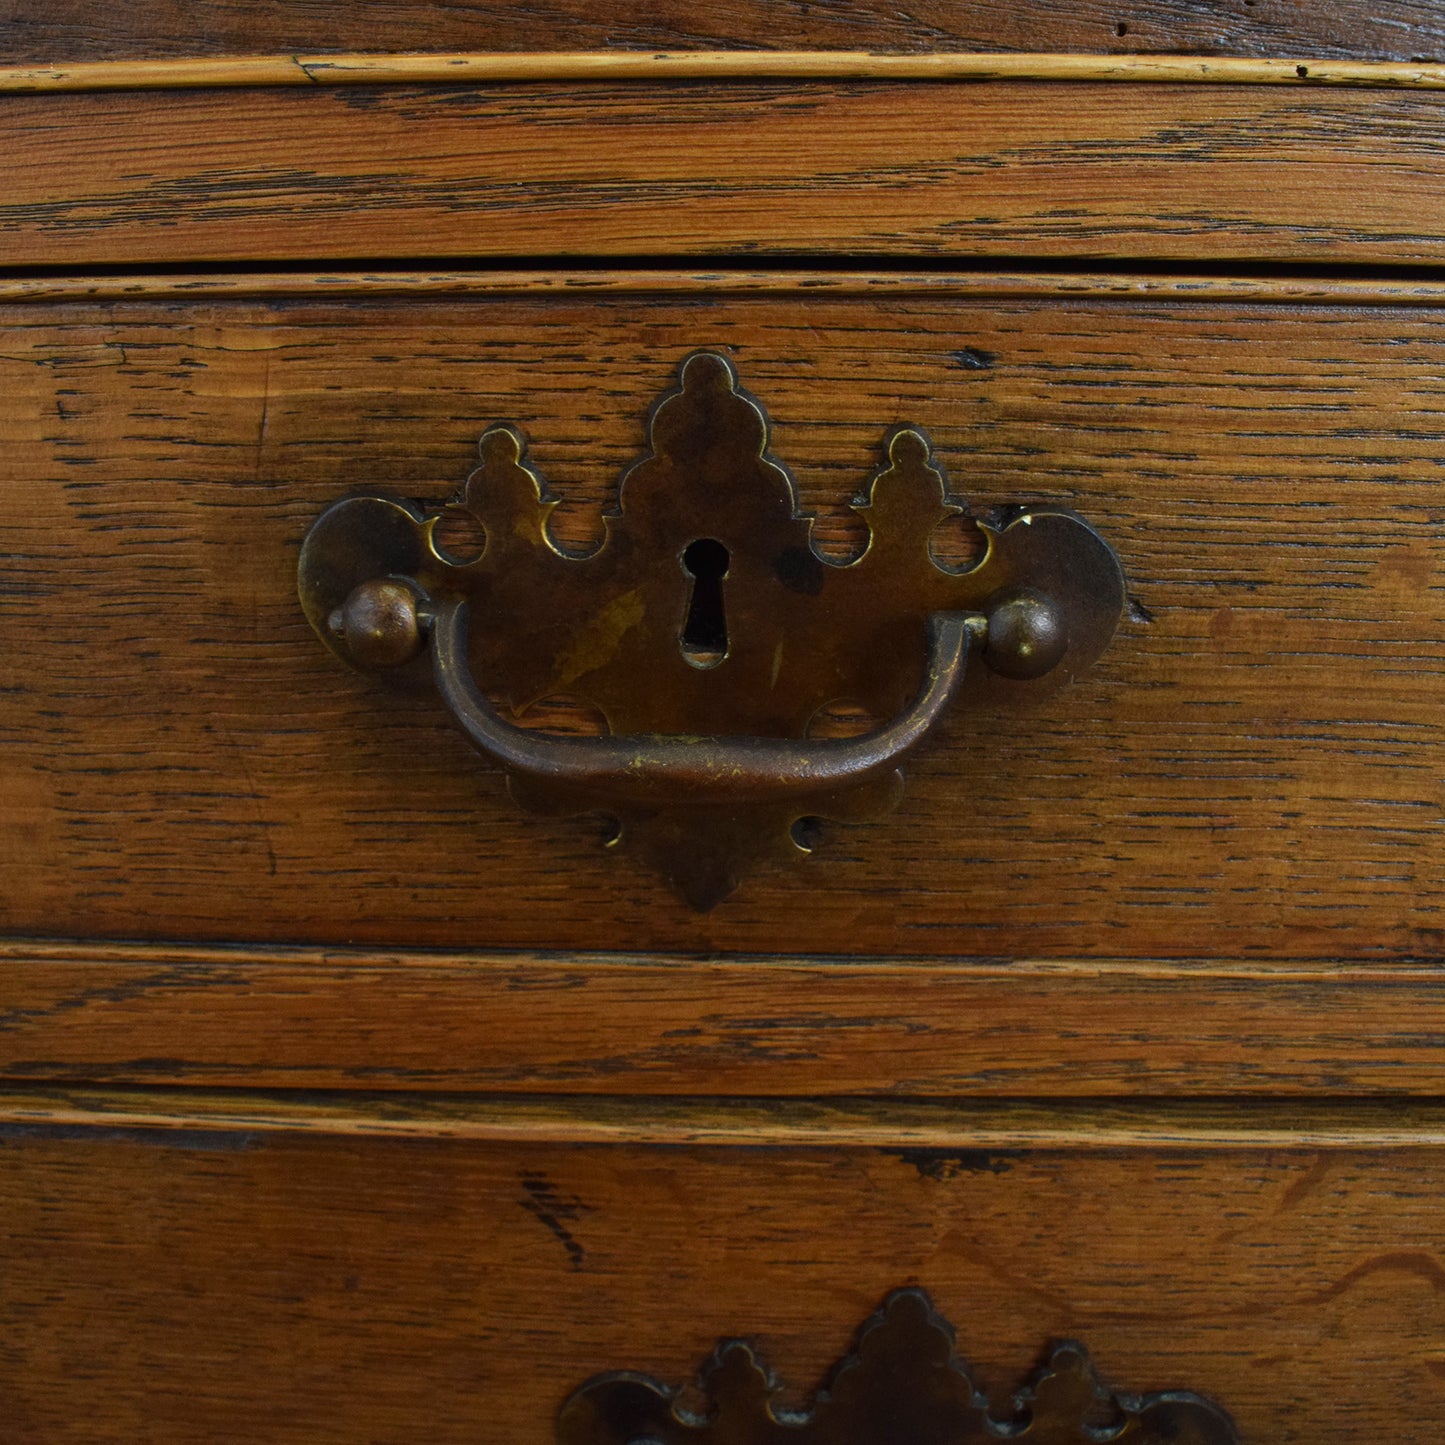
top-left (557, 1287), bottom-right (1239, 1444)
top-left (298, 351), bottom-right (1125, 909)
top-left (328, 578), bottom-right (428, 669)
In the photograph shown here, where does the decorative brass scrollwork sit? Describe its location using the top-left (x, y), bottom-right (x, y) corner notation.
top-left (557, 1289), bottom-right (1239, 1444)
top-left (298, 352), bottom-right (1125, 908)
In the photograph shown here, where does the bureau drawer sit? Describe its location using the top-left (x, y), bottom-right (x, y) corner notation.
top-left (3, 1092), bottom-right (1444, 1444)
top-left (5, 75), bottom-right (1445, 268)
top-left (4, 47), bottom-right (1445, 1445)
top-left (2, 273), bottom-right (1443, 958)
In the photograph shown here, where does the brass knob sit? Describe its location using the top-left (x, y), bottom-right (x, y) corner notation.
top-left (328, 579), bottom-right (426, 669)
top-left (983, 587), bottom-right (1068, 680)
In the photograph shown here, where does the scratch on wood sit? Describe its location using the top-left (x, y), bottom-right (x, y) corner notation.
top-left (519, 1170), bottom-right (589, 1269)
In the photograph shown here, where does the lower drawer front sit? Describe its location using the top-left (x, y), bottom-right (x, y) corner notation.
top-left (3, 1099), bottom-right (1443, 1442)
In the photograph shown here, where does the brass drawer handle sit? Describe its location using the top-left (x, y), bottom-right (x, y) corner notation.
top-left (299, 351), bottom-right (1125, 908)
top-left (429, 601), bottom-right (978, 805)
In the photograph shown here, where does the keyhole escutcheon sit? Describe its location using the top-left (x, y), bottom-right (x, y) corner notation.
top-left (680, 537), bottom-right (730, 668)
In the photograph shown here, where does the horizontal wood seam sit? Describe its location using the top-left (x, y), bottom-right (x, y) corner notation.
top-left (10, 270), bottom-right (1445, 305)
top-left (5, 939), bottom-right (1445, 979)
top-left (6, 1086), bottom-right (1445, 1147)
top-left (4, 51), bottom-right (1445, 94)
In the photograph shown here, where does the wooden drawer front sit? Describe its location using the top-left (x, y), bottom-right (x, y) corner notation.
top-left (3, 1096), bottom-right (1444, 1443)
top-left (5, 81), bottom-right (1445, 268)
top-left (2, 275), bottom-right (1443, 958)
top-left (6, 942), bottom-right (1445, 1097)
top-left (10, 2), bottom-right (1445, 63)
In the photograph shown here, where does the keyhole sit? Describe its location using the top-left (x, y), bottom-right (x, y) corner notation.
top-left (680, 537), bottom-right (730, 668)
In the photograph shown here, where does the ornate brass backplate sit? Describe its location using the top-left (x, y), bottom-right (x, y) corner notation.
top-left (298, 352), bottom-right (1125, 908)
top-left (557, 1289), bottom-right (1238, 1445)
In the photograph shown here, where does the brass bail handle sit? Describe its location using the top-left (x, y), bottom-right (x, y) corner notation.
top-left (327, 589), bottom-right (1074, 800)
top-left (298, 352), bottom-right (1126, 908)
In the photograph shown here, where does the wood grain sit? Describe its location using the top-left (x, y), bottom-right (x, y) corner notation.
top-left (4, 943), bottom-right (1445, 1096)
top-left (2, 1097), bottom-right (1443, 1442)
top-left (3, 283), bottom-right (1444, 958)
top-left (12, 1083), bottom-right (1445, 1147)
top-left (6, 0), bottom-right (1445, 65)
top-left (12, 269), bottom-right (1445, 306)
top-left (8, 52), bottom-right (1445, 93)
top-left (6, 82), bottom-right (1445, 266)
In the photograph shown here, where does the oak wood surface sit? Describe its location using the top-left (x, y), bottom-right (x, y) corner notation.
top-left (12, 1084), bottom-right (1445, 1147)
top-left (12, 269), bottom-right (1445, 306)
top-left (6, 83), bottom-right (1445, 266)
top-left (3, 1098), bottom-right (1443, 1442)
top-left (0, 31), bottom-right (1440, 1437)
top-left (9, 52), bottom-right (1445, 93)
top-left (6, 0), bottom-right (1445, 64)
top-left (5, 943), bottom-right (1445, 1096)
top-left (3, 283), bottom-right (1444, 958)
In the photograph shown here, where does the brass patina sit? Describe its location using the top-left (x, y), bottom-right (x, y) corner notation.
top-left (557, 1288), bottom-right (1239, 1444)
top-left (298, 351), bottom-right (1125, 908)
